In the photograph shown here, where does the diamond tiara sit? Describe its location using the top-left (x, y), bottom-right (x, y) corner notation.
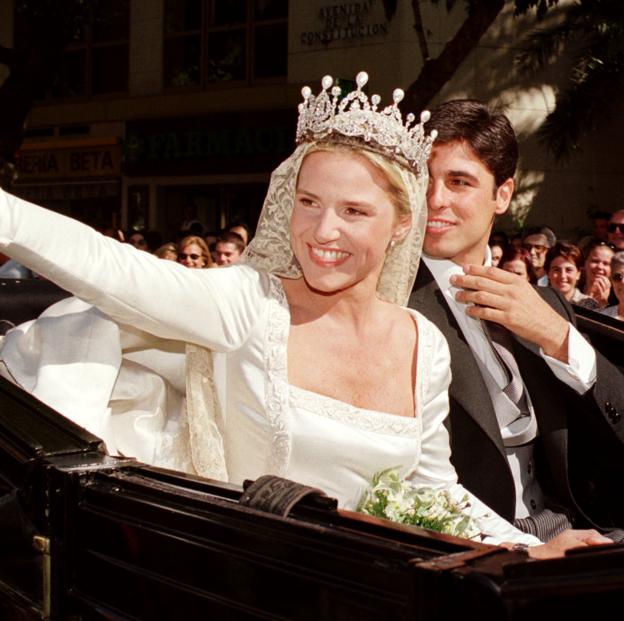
top-left (296, 71), bottom-right (437, 174)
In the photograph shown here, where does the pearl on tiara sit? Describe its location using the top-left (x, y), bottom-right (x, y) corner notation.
top-left (296, 71), bottom-right (436, 174)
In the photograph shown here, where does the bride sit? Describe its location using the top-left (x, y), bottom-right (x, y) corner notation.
top-left (0, 73), bottom-right (600, 555)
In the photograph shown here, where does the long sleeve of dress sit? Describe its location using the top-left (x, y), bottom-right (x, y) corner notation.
top-left (0, 189), bottom-right (265, 351)
top-left (408, 319), bottom-right (541, 546)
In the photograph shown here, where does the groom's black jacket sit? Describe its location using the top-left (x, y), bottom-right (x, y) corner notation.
top-left (409, 264), bottom-right (624, 529)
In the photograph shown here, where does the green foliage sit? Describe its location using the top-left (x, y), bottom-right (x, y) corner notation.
top-left (515, 0), bottom-right (624, 159)
top-left (357, 468), bottom-right (481, 539)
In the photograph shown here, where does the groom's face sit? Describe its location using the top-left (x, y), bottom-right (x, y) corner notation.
top-left (423, 141), bottom-right (513, 266)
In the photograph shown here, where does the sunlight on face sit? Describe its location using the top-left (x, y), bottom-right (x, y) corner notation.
top-left (215, 242), bottom-right (242, 266)
top-left (178, 243), bottom-right (207, 268)
top-left (290, 150), bottom-right (406, 296)
top-left (548, 256), bottom-right (580, 300)
top-left (425, 142), bottom-right (512, 266)
top-left (584, 246), bottom-right (613, 281)
top-left (522, 234), bottom-right (549, 269)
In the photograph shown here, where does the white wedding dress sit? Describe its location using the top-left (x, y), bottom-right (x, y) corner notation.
top-left (0, 188), bottom-right (539, 546)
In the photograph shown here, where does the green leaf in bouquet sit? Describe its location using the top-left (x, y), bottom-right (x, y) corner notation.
top-left (357, 468), bottom-right (482, 540)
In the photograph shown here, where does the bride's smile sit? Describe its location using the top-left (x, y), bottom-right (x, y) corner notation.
top-left (307, 245), bottom-right (351, 267)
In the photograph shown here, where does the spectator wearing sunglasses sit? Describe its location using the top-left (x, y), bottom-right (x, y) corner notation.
top-left (177, 235), bottom-right (213, 269)
top-left (607, 210), bottom-right (624, 251)
top-left (581, 241), bottom-right (616, 308)
top-left (522, 227), bottom-right (556, 286)
top-left (600, 252), bottom-right (624, 321)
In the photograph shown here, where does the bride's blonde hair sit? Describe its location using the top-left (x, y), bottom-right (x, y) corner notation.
top-left (302, 142), bottom-right (411, 220)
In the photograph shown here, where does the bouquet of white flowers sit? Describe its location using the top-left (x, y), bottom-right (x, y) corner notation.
top-left (357, 468), bottom-right (482, 540)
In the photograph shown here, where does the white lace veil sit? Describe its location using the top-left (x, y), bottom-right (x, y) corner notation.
top-left (244, 141), bottom-right (427, 306)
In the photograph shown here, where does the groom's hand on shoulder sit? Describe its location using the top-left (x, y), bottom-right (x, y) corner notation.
top-left (450, 265), bottom-right (570, 363)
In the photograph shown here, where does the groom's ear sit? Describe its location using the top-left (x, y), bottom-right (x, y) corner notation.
top-left (495, 178), bottom-right (514, 215)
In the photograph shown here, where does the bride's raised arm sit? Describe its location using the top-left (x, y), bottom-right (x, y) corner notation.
top-left (0, 189), bottom-right (264, 350)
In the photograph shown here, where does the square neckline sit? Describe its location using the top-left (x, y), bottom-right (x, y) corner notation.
top-left (274, 276), bottom-right (424, 421)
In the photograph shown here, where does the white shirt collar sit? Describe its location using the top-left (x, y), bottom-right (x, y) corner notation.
top-left (422, 247), bottom-right (491, 292)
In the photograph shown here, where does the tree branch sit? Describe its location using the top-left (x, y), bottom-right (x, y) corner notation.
top-left (403, 0), bottom-right (505, 113)
top-left (411, 0), bottom-right (430, 62)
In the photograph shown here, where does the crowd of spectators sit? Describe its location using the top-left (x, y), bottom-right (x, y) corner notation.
top-left (1, 204), bottom-right (623, 325)
top-left (489, 208), bottom-right (624, 321)
top-left (0, 212), bottom-right (253, 285)
top-left (99, 219), bottom-right (253, 270)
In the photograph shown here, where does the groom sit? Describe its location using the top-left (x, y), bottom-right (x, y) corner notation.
top-left (409, 100), bottom-right (624, 549)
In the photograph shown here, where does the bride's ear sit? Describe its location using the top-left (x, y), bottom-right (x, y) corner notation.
top-left (392, 213), bottom-right (412, 244)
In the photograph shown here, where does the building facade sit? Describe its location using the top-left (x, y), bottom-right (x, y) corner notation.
top-left (2, 0), bottom-right (622, 241)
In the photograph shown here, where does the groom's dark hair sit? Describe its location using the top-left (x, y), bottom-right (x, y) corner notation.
top-left (426, 99), bottom-right (518, 188)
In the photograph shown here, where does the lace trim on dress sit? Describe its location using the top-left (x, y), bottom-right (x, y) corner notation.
top-left (414, 310), bottom-right (430, 422)
top-left (152, 413), bottom-right (196, 475)
top-left (263, 274), bottom-right (292, 475)
top-left (185, 343), bottom-right (229, 481)
top-left (288, 384), bottom-right (420, 437)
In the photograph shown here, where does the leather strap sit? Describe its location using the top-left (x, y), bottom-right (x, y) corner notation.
top-left (240, 475), bottom-right (336, 517)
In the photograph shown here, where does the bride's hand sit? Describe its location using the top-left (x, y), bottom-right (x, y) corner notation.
top-left (526, 529), bottom-right (612, 559)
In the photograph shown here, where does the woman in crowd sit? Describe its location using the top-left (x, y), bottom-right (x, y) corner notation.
top-left (126, 231), bottom-right (148, 251)
top-left (580, 240), bottom-right (615, 308)
top-left (499, 246), bottom-right (534, 282)
top-left (153, 242), bottom-right (178, 261)
top-left (600, 252), bottom-right (624, 321)
top-left (177, 235), bottom-right (213, 268)
top-left (2, 73), bottom-right (606, 556)
top-left (489, 243), bottom-right (504, 267)
top-left (488, 231), bottom-right (507, 267)
top-left (545, 242), bottom-right (599, 309)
